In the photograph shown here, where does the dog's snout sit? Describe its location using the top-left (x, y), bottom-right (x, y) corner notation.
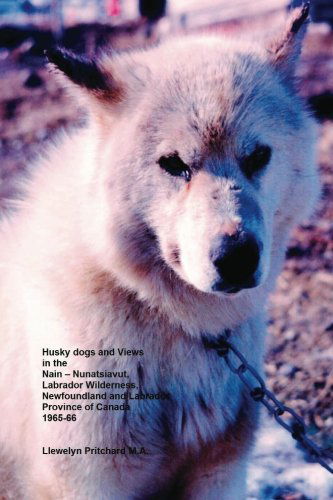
top-left (213, 232), bottom-right (261, 292)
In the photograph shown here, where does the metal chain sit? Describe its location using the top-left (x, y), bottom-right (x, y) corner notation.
top-left (203, 331), bottom-right (333, 475)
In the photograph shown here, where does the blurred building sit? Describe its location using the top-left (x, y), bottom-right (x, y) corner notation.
top-left (0, 0), bottom-right (290, 29)
top-left (1, 1), bottom-right (332, 34)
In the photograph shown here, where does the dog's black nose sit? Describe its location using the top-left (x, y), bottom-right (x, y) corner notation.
top-left (213, 232), bottom-right (261, 292)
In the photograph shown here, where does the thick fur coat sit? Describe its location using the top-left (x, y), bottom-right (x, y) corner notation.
top-left (0, 5), bottom-right (319, 499)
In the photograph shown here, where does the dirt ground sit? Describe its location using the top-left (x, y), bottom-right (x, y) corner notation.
top-left (0, 19), bottom-right (332, 474)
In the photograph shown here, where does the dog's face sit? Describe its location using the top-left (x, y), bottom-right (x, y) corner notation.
top-left (135, 43), bottom-right (301, 295)
top-left (49, 5), bottom-right (318, 298)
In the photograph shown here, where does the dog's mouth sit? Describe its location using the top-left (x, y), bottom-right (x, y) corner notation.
top-left (224, 286), bottom-right (242, 294)
top-left (212, 286), bottom-right (243, 297)
top-left (211, 276), bottom-right (261, 296)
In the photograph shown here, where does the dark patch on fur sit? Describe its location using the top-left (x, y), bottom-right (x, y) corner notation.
top-left (197, 394), bottom-right (209, 412)
top-left (202, 123), bottom-right (225, 153)
top-left (122, 388), bottom-right (130, 425)
top-left (211, 189), bottom-right (219, 201)
top-left (291, 2), bottom-right (310, 34)
top-left (137, 362), bottom-right (144, 389)
top-left (191, 103), bottom-right (200, 120)
top-left (160, 411), bottom-right (172, 442)
top-left (233, 73), bottom-right (242, 88)
top-left (170, 247), bottom-right (180, 265)
top-left (129, 430), bottom-right (137, 442)
top-left (46, 47), bottom-right (110, 91)
top-left (234, 92), bottom-right (245, 107)
top-left (190, 121), bottom-right (200, 133)
top-left (181, 409), bottom-right (187, 432)
top-left (137, 485), bottom-right (182, 500)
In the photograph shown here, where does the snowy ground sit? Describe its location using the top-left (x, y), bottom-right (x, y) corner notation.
top-left (248, 413), bottom-right (333, 500)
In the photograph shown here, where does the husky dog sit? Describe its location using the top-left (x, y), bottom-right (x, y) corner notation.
top-left (0, 4), bottom-right (319, 499)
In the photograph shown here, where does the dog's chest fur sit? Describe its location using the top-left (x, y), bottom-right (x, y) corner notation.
top-left (9, 272), bottom-right (254, 495)
top-left (54, 278), bottom-right (245, 451)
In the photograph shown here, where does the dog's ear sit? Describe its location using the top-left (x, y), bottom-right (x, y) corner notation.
top-left (267, 2), bottom-right (310, 80)
top-left (45, 47), bottom-right (123, 103)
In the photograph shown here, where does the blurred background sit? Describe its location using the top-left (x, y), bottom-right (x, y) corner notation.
top-left (0, 1), bottom-right (332, 498)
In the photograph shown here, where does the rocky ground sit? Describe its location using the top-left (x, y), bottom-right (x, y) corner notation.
top-left (0, 19), bottom-right (332, 499)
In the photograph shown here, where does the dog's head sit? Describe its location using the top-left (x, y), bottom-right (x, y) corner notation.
top-left (48, 4), bottom-right (318, 300)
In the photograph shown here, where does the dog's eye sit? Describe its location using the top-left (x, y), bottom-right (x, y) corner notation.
top-left (158, 153), bottom-right (191, 182)
top-left (241, 145), bottom-right (271, 178)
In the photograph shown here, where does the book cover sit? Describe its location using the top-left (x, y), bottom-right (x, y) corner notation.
top-left (0, 1), bottom-right (332, 498)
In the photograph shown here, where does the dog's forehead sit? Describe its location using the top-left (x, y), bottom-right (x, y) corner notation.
top-left (145, 38), bottom-right (301, 145)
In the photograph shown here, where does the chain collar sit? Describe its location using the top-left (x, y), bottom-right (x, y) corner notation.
top-left (202, 330), bottom-right (333, 475)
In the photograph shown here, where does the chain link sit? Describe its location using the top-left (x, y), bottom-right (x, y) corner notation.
top-left (203, 332), bottom-right (333, 475)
